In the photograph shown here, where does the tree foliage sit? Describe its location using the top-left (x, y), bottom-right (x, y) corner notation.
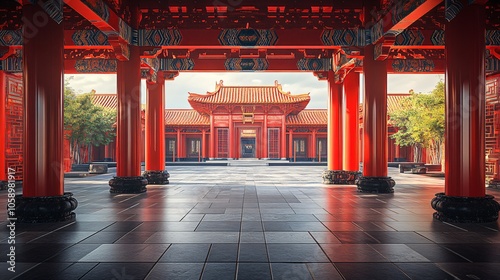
top-left (64, 78), bottom-right (116, 164)
top-left (389, 80), bottom-right (445, 164)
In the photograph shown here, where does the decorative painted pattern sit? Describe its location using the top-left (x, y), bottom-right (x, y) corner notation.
top-left (370, 21), bottom-right (384, 44)
top-left (445, 0), bottom-right (464, 22)
top-left (297, 58), bottom-right (332, 71)
top-left (5, 75), bottom-right (24, 180)
top-left (374, 43), bottom-right (383, 60)
top-left (431, 30), bottom-right (445, 45)
top-left (218, 29), bottom-right (278, 46)
top-left (134, 29), bottom-right (182, 46)
top-left (0, 30), bottom-right (23, 46)
top-left (395, 30), bottom-right (425, 46)
top-left (81, 0), bottom-right (110, 22)
top-left (159, 58), bottom-right (195, 71)
top-left (72, 30), bottom-right (109, 46)
top-left (391, 0), bottom-right (426, 25)
top-left (486, 30), bottom-right (500, 46)
top-left (224, 58), bottom-right (269, 71)
top-left (40, 0), bottom-right (64, 24)
top-left (391, 59), bottom-right (435, 72)
top-left (119, 18), bottom-right (133, 44)
top-left (74, 59), bottom-right (117, 73)
top-left (0, 57), bottom-right (22, 72)
top-left (485, 76), bottom-right (499, 181)
top-left (321, 29), bottom-right (369, 47)
top-left (486, 58), bottom-right (500, 73)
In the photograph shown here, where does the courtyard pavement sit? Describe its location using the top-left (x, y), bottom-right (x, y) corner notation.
top-left (0, 165), bottom-right (499, 279)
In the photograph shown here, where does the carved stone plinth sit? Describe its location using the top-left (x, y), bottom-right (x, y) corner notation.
top-left (10, 192), bottom-right (78, 223)
top-left (356, 176), bottom-right (395, 193)
top-left (488, 179), bottom-right (500, 189)
top-left (142, 170), bottom-right (170, 185)
top-left (322, 170), bottom-right (361, 185)
top-left (431, 192), bottom-right (500, 223)
top-left (109, 176), bottom-right (148, 193)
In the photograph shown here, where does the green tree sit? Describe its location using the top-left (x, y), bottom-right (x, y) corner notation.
top-left (64, 78), bottom-right (116, 164)
top-left (389, 81), bottom-right (445, 164)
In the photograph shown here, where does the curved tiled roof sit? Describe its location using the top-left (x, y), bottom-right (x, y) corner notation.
top-left (91, 93), bottom-right (117, 109)
top-left (188, 80), bottom-right (310, 114)
top-left (165, 110), bottom-right (209, 126)
top-left (387, 93), bottom-right (410, 114)
top-left (286, 110), bottom-right (327, 125)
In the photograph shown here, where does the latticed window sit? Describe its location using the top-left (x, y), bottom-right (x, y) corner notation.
top-left (217, 128), bottom-right (229, 158)
top-left (268, 128), bottom-right (280, 159)
top-left (187, 138), bottom-right (201, 158)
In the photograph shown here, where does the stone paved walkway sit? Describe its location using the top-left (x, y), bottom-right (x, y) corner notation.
top-left (1, 166), bottom-right (499, 279)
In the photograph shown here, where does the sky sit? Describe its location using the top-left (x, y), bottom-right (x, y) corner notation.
top-left (65, 72), bottom-right (444, 109)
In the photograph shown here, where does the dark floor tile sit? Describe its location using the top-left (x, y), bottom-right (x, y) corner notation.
top-left (321, 244), bottom-right (387, 262)
top-left (438, 263), bottom-right (500, 280)
top-left (237, 263), bottom-right (271, 280)
top-left (406, 244), bottom-right (470, 263)
top-left (306, 263), bottom-right (344, 280)
top-left (196, 221), bottom-right (241, 232)
top-left (0, 262), bottom-right (38, 280)
top-left (239, 243), bottom-right (268, 262)
top-left (370, 244), bottom-right (430, 262)
top-left (309, 231), bottom-right (342, 244)
top-left (201, 263), bottom-right (236, 280)
top-left (30, 231), bottom-right (95, 244)
top-left (267, 243), bottom-right (330, 262)
top-left (55, 221), bottom-right (113, 232)
top-left (146, 263), bottom-right (204, 280)
top-left (159, 243), bottom-right (210, 263)
top-left (323, 222), bottom-right (364, 231)
top-left (133, 221), bottom-right (199, 232)
top-left (271, 263), bottom-right (312, 280)
top-left (241, 221), bottom-right (263, 232)
top-left (262, 221), bottom-right (293, 231)
top-left (443, 243), bottom-right (500, 262)
top-left (332, 231), bottom-right (380, 244)
top-left (367, 231), bottom-right (433, 244)
top-left (418, 231), bottom-right (492, 244)
top-left (114, 231), bottom-right (157, 244)
top-left (81, 262), bottom-right (154, 280)
top-left (79, 231), bottom-right (128, 244)
top-left (101, 221), bottom-right (142, 232)
top-left (6, 243), bottom-right (73, 263)
top-left (396, 263), bottom-right (455, 280)
top-left (207, 243), bottom-right (238, 262)
top-left (3, 262), bottom-right (73, 280)
top-left (80, 244), bottom-right (170, 262)
top-left (335, 263), bottom-right (410, 280)
top-left (46, 244), bottom-right (101, 262)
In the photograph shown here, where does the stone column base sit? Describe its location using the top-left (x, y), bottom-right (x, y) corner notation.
top-left (431, 192), bottom-right (500, 223)
top-left (488, 179), bottom-right (500, 189)
top-left (356, 176), bottom-right (395, 193)
top-left (142, 170), bottom-right (170, 185)
top-left (10, 192), bottom-right (78, 223)
top-left (109, 176), bottom-right (148, 193)
top-left (322, 170), bottom-right (361, 185)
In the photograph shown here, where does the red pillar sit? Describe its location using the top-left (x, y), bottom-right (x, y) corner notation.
top-left (356, 45), bottom-right (395, 192)
top-left (311, 129), bottom-right (317, 160)
top-left (281, 116), bottom-right (286, 159)
top-left (229, 114), bottom-right (234, 159)
top-left (202, 129), bottom-right (207, 159)
top-left (343, 71), bottom-right (360, 172)
top-left (210, 115), bottom-right (215, 159)
top-left (322, 71), bottom-right (347, 184)
top-left (0, 72), bottom-right (5, 186)
top-left (143, 73), bottom-right (169, 184)
top-left (431, 3), bottom-right (499, 222)
top-left (14, 3), bottom-right (77, 222)
top-left (289, 129), bottom-right (294, 161)
top-left (109, 46), bottom-right (147, 193)
top-left (263, 115), bottom-right (268, 159)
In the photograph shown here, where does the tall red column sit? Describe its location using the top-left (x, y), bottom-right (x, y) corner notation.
top-left (343, 71), bottom-right (360, 172)
top-left (14, 3), bottom-right (77, 222)
top-left (281, 116), bottom-right (286, 159)
top-left (0, 72), bottom-right (6, 188)
top-left (323, 71), bottom-right (349, 184)
top-left (431, 3), bottom-right (499, 222)
top-left (356, 45), bottom-right (395, 192)
top-left (143, 73), bottom-right (169, 184)
top-left (210, 115), bottom-right (215, 159)
top-left (109, 46), bottom-right (147, 193)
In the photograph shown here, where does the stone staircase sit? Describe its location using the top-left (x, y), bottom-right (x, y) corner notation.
top-left (228, 159), bottom-right (269, 166)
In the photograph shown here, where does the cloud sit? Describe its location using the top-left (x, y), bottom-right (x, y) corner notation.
top-left (65, 72), bottom-right (444, 109)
